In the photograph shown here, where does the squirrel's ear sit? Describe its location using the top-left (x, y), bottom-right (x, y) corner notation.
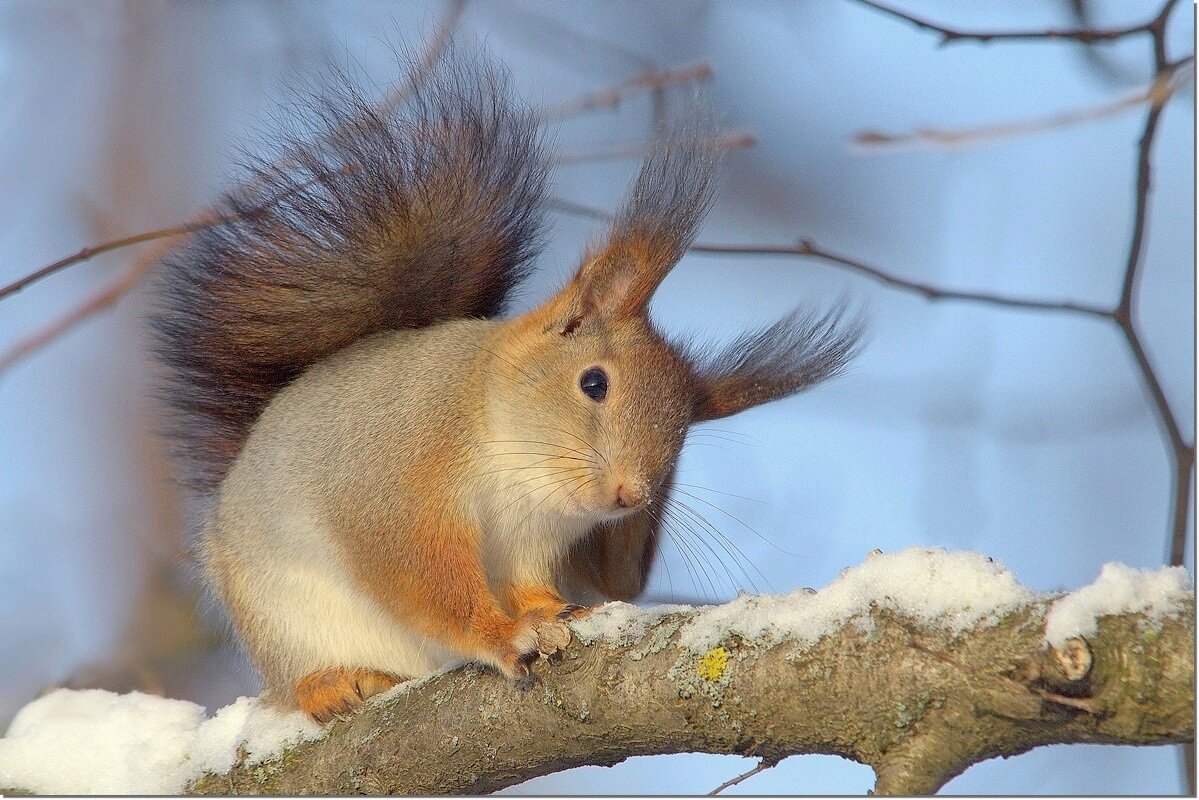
top-left (689, 307), bottom-right (865, 421)
top-left (551, 121), bottom-right (720, 330)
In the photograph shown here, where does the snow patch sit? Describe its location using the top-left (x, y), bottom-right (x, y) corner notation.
top-left (1044, 563), bottom-right (1192, 647)
top-left (678, 547), bottom-right (1036, 652)
top-left (570, 600), bottom-right (691, 645)
top-left (0, 689), bottom-right (322, 795)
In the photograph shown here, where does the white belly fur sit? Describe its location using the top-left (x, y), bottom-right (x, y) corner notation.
top-left (210, 503), bottom-right (456, 687)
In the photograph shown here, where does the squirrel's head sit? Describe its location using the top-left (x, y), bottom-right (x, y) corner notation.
top-left (483, 123), bottom-right (862, 525)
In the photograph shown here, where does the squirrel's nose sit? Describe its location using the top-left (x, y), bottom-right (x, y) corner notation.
top-left (615, 483), bottom-right (647, 510)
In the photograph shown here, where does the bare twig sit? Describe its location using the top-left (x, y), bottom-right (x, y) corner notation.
top-left (549, 199), bottom-right (1114, 319)
top-left (555, 129), bottom-right (754, 165)
top-left (709, 758), bottom-right (779, 795)
top-left (542, 61), bottom-right (713, 120)
top-left (850, 0), bottom-right (1173, 46)
top-left (1150, 0), bottom-right (1183, 71)
top-left (853, 58), bottom-right (1193, 152)
top-left (0, 236), bottom-right (173, 374)
top-left (1108, 55), bottom-right (1192, 573)
top-left (1068, 0), bottom-right (1144, 86)
top-left (0, 223), bottom-right (204, 301)
top-left (851, 0), bottom-right (1194, 600)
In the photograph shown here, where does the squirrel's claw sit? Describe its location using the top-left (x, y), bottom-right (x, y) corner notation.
top-left (556, 603), bottom-right (590, 620)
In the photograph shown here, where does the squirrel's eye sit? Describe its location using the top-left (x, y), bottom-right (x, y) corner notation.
top-left (579, 367), bottom-right (608, 402)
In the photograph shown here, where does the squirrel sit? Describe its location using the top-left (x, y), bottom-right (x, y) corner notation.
top-left (149, 50), bottom-right (863, 724)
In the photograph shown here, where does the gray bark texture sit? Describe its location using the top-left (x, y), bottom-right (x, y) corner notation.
top-left (184, 574), bottom-right (1194, 796)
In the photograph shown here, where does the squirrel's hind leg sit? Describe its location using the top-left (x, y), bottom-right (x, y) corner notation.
top-left (294, 667), bottom-right (404, 724)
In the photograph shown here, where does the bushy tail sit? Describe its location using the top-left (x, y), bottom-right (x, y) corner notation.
top-left (150, 51), bottom-right (550, 494)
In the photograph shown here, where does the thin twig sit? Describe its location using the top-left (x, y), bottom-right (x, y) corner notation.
top-left (853, 59), bottom-right (1192, 152)
top-left (1104, 31), bottom-right (1192, 573)
top-left (0, 241), bottom-right (166, 374)
top-left (1150, 0), bottom-right (1182, 72)
top-left (709, 758), bottom-right (778, 795)
top-left (851, 0), bottom-right (1169, 46)
top-left (542, 61), bottom-right (713, 121)
top-left (548, 199), bottom-right (1115, 319)
top-left (0, 223), bottom-right (202, 301)
top-left (555, 129), bottom-right (754, 165)
top-left (854, 0), bottom-right (1193, 606)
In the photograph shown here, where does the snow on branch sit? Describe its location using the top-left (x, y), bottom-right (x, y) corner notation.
top-left (0, 548), bottom-right (1192, 796)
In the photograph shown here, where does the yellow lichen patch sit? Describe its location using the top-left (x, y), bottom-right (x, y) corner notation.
top-left (697, 646), bottom-right (731, 682)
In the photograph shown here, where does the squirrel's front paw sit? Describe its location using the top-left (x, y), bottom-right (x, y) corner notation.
top-left (534, 604), bottom-right (592, 655)
top-left (496, 604), bottom-right (589, 683)
top-left (526, 602), bottom-right (592, 656)
top-left (533, 616), bottom-right (572, 657)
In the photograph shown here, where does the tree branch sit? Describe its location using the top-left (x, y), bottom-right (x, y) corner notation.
top-left (541, 61), bottom-right (713, 120)
top-left (0, 223), bottom-right (203, 302)
top-left (0, 245), bottom-right (161, 374)
top-left (850, 0), bottom-right (1173, 46)
top-left (555, 129), bottom-right (754, 165)
top-left (852, 58), bottom-right (1192, 152)
top-left (182, 555), bottom-right (1193, 796)
top-left (709, 757), bottom-right (778, 795)
top-left (548, 198), bottom-right (1115, 318)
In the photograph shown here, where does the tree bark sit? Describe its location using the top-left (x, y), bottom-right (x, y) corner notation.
top-left (186, 576), bottom-right (1194, 796)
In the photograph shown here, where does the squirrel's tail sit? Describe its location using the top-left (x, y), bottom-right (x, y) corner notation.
top-left (151, 50), bottom-right (550, 494)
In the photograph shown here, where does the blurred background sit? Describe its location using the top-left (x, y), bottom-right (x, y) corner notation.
top-left (0, 0), bottom-right (1193, 794)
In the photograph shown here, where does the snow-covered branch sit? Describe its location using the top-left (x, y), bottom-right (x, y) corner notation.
top-left (1, 549), bottom-right (1192, 796)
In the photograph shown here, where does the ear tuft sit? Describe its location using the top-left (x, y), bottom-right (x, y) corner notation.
top-left (688, 304), bottom-right (866, 421)
top-left (609, 109), bottom-right (723, 276)
top-left (556, 104), bottom-right (723, 324)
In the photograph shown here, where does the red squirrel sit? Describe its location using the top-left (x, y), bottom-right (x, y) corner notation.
top-left (150, 51), bottom-right (862, 724)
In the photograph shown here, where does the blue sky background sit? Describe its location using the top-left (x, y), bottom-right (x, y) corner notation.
top-left (0, 0), bottom-right (1193, 793)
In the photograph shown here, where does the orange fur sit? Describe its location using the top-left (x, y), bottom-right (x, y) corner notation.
top-left (294, 667), bottom-right (403, 724)
top-left (502, 583), bottom-right (563, 615)
top-left (338, 498), bottom-right (555, 678)
top-left (502, 583), bottom-right (590, 621)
